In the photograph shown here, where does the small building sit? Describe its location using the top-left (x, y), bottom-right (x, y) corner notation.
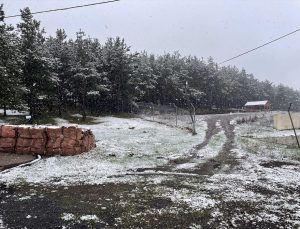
top-left (244, 100), bottom-right (270, 112)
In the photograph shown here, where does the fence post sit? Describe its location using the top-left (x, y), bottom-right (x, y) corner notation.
top-left (288, 103), bottom-right (300, 148)
top-left (175, 105), bottom-right (178, 127)
top-left (171, 103), bottom-right (178, 127)
top-left (190, 103), bottom-right (196, 135)
top-left (151, 103), bottom-right (154, 121)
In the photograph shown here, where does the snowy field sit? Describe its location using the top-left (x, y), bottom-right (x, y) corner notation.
top-left (1, 113), bottom-right (300, 228)
top-left (0, 116), bottom-right (207, 185)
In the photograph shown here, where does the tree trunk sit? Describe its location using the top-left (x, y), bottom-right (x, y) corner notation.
top-left (3, 105), bottom-right (7, 117)
top-left (82, 99), bottom-right (86, 122)
top-left (81, 81), bottom-right (87, 122)
top-left (58, 104), bottom-right (62, 117)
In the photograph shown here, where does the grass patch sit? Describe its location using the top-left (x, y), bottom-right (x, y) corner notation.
top-left (63, 115), bottom-right (100, 125)
top-left (0, 115), bottom-right (27, 125)
top-left (0, 113), bottom-right (57, 125)
top-left (112, 112), bottom-right (137, 119)
top-left (32, 115), bottom-right (57, 125)
top-left (286, 144), bottom-right (300, 149)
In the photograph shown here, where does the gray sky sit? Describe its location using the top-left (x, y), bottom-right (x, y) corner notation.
top-left (2, 0), bottom-right (300, 89)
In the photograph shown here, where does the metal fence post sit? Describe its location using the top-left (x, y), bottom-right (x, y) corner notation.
top-left (288, 103), bottom-right (300, 148)
top-left (175, 105), bottom-right (178, 127)
top-left (190, 103), bottom-right (196, 134)
top-left (151, 103), bottom-right (154, 121)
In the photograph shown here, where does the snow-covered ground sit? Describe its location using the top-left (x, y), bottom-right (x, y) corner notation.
top-left (1, 113), bottom-right (300, 227)
top-left (160, 119), bottom-right (300, 227)
top-left (174, 130), bottom-right (226, 171)
top-left (0, 117), bottom-right (206, 185)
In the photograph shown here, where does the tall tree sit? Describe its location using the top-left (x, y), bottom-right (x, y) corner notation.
top-left (100, 37), bottom-right (136, 112)
top-left (70, 30), bottom-right (100, 120)
top-left (17, 7), bottom-right (52, 119)
top-left (46, 29), bottom-right (73, 116)
top-left (0, 5), bottom-right (23, 116)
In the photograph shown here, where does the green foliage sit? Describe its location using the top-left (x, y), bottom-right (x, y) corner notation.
top-left (0, 5), bottom-right (24, 115)
top-left (17, 7), bottom-right (53, 119)
top-left (1, 5), bottom-right (300, 118)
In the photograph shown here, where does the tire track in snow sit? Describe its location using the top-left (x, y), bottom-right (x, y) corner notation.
top-left (132, 113), bottom-right (249, 177)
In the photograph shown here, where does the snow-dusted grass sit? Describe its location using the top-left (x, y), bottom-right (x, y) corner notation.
top-left (80, 215), bottom-right (100, 222)
top-left (141, 114), bottom-right (207, 134)
top-left (237, 122), bottom-right (298, 139)
top-left (171, 118), bottom-right (300, 226)
top-left (202, 144), bottom-right (300, 226)
top-left (174, 130), bottom-right (226, 171)
top-left (169, 188), bottom-right (218, 209)
top-left (61, 213), bottom-right (75, 221)
top-left (2, 113), bottom-right (300, 227)
top-left (0, 117), bottom-right (206, 185)
top-left (150, 115), bottom-right (300, 227)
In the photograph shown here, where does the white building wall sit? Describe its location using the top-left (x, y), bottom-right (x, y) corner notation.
top-left (273, 113), bottom-right (300, 130)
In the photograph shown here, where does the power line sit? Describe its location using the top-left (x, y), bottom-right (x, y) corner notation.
top-left (4, 0), bottom-right (120, 19)
top-left (219, 28), bottom-right (300, 65)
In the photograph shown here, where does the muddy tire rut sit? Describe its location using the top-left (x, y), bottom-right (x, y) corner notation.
top-left (138, 114), bottom-right (248, 177)
top-left (188, 114), bottom-right (240, 175)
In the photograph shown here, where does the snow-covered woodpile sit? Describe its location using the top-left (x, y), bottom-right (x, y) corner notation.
top-left (0, 125), bottom-right (96, 156)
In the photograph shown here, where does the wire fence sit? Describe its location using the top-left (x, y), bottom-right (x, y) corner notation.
top-left (136, 102), bottom-right (196, 131)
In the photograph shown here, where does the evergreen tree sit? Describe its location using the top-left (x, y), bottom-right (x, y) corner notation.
top-left (1, 6), bottom-right (300, 116)
top-left (100, 37), bottom-right (136, 112)
top-left (17, 7), bottom-right (52, 119)
top-left (70, 30), bottom-right (100, 120)
top-left (46, 29), bottom-right (74, 116)
top-left (0, 5), bottom-right (24, 116)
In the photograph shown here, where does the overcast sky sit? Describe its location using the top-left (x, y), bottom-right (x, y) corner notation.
top-left (2, 0), bottom-right (300, 89)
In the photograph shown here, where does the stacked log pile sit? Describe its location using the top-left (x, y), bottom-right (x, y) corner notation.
top-left (0, 125), bottom-right (96, 156)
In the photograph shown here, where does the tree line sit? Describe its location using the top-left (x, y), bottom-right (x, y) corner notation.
top-left (1, 6), bottom-right (300, 121)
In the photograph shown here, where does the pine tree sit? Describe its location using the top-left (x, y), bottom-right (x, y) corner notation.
top-left (46, 29), bottom-right (74, 116)
top-left (0, 4), bottom-right (24, 116)
top-left (70, 30), bottom-right (101, 121)
top-left (100, 37), bottom-right (136, 112)
top-left (17, 7), bottom-right (52, 119)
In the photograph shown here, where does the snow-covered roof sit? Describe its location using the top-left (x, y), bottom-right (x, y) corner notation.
top-left (244, 100), bottom-right (269, 106)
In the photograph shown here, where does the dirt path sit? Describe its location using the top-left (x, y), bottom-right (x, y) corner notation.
top-left (188, 114), bottom-right (241, 175)
top-left (137, 113), bottom-right (247, 176)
